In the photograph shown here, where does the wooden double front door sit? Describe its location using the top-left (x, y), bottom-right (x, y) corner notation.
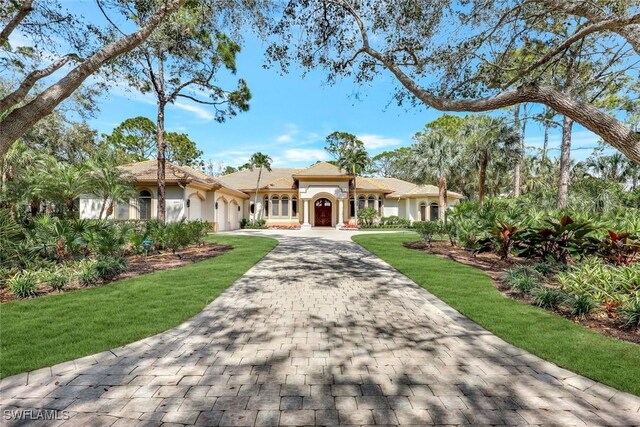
top-left (314, 198), bottom-right (332, 226)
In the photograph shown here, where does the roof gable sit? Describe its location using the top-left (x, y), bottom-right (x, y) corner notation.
top-left (293, 162), bottom-right (350, 177)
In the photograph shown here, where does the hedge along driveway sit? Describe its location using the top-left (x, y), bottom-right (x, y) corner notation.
top-left (353, 233), bottom-right (640, 396)
top-left (0, 235), bottom-right (277, 378)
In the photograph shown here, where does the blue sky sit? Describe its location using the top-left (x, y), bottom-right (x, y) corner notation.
top-left (21, 2), bottom-right (612, 169)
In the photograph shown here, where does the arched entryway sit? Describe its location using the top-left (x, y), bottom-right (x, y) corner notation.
top-left (314, 198), bottom-right (332, 226)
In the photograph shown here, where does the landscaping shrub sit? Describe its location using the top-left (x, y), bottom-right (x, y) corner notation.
top-left (501, 265), bottom-right (542, 294)
top-left (95, 257), bottom-right (128, 281)
top-left (9, 271), bottom-right (39, 298)
top-left (46, 269), bottom-right (70, 291)
top-left (75, 259), bottom-right (100, 286)
top-left (475, 221), bottom-right (519, 259)
top-left (379, 216), bottom-right (411, 227)
top-left (516, 215), bottom-right (597, 263)
top-left (569, 294), bottom-right (597, 317)
top-left (620, 298), bottom-right (640, 328)
top-left (413, 221), bottom-right (442, 246)
top-left (531, 287), bottom-right (565, 309)
top-left (241, 219), bottom-right (267, 229)
top-left (357, 207), bottom-right (378, 226)
top-left (557, 258), bottom-right (640, 306)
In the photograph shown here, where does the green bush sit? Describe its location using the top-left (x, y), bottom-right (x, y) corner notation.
top-left (95, 257), bottom-right (128, 281)
top-left (9, 271), bottom-right (39, 298)
top-left (242, 219), bottom-right (267, 229)
top-left (75, 259), bottom-right (99, 286)
top-left (557, 258), bottom-right (640, 306)
top-left (357, 207), bottom-right (378, 226)
top-left (46, 269), bottom-right (70, 291)
top-left (502, 265), bottom-right (542, 294)
top-left (413, 221), bottom-right (442, 246)
top-left (379, 216), bottom-right (411, 227)
top-left (531, 287), bottom-right (565, 309)
top-left (570, 294), bottom-right (597, 317)
top-left (620, 298), bottom-right (640, 328)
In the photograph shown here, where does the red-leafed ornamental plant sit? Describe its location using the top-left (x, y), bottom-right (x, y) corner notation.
top-left (599, 230), bottom-right (640, 265)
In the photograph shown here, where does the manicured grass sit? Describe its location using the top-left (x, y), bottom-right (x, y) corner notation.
top-left (353, 233), bottom-right (640, 396)
top-left (0, 235), bottom-right (277, 378)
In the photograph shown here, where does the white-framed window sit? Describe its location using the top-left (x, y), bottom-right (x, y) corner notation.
top-left (281, 195), bottom-right (289, 217)
top-left (358, 195), bottom-right (366, 210)
top-left (292, 197), bottom-right (298, 217)
top-left (263, 195), bottom-right (269, 217)
top-left (272, 195), bottom-right (280, 216)
top-left (116, 202), bottom-right (130, 220)
top-left (430, 202), bottom-right (439, 222)
top-left (378, 196), bottom-right (383, 216)
top-left (139, 190), bottom-right (152, 220)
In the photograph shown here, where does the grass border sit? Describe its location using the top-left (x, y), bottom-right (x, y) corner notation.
top-left (353, 232), bottom-right (640, 396)
top-left (0, 235), bottom-right (277, 378)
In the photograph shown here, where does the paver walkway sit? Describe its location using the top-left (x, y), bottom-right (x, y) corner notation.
top-left (2, 229), bottom-right (639, 426)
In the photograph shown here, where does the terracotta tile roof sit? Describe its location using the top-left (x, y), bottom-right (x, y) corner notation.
top-left (369, 177), bottom-right (463, 199)
top-left (355, 177), bottom-right (394, 192)
top-left (117, 160), bottom-right (248, 198)
top-left (217, 168), bottom-right (297, 191)
top-left (292, 162), bottom-right (350, 177)
top-left (264, 176), bottom-right (296, 190)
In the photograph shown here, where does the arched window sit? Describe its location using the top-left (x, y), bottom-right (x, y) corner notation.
top-left (430, 202), bottom-right (439, 222)
top-left (282, 195), bottom-right (289, 217)
top-left (367, 195), bottom-right (376, 210)
top-left (292, 197), bottom-right (298, 217)
top-left (139, 190), bottom-right (152, 220)
top-left (419, 202), bottom-right (427, 222)
top-left (349, 197), bottom-right (355, 217)
top-left (263, 195), bottom-right (269, 217)
top-left (250, 203), bottom-right (255, 214)
top-left (358, 195), bottom-right (366, 210)
top-left (378, 196), bottom-right (383, 216)
top-left (271, 195), bottom-right (280, 216)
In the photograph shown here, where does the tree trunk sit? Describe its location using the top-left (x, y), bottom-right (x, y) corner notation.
top-left (98, 195), bottom-right (108, 219)
top-left (513, 104), bottom-right (521, 197)
top-left (254, 167), bottom-right (262, 222)
top-left (542, 115), bottom-right (550, 163)
top-left (557, 115), bottom-right (574, 209)
top-left (438, 176), bottom-right (447, 222)
top-left (478, 151), bottom-right (489, 207)
top-left (0, 0), bottom-right (188, 159)
top-left (157, 101), bottom-right (166, 223)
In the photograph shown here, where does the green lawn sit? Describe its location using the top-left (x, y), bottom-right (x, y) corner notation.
top-left (353, 233), bottom-right (640, 396)
top-left (0, 235), bottom-right (277, 378)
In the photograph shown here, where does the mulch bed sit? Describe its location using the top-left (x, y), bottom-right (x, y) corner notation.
top-left (406, 240), bottom-right (640, 344)
top-left (1, 243), bottom-right (232, 303)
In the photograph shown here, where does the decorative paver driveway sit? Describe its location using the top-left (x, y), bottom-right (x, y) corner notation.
top-left (2, 229), bottom-right (639, 426)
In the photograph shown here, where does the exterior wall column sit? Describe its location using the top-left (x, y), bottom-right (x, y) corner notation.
top-left (336, 198), bottom-right (345, 229)
top-left (405, 198), bottom-right (412, 223)
top-left (302, 199), bottom-right (311, 229)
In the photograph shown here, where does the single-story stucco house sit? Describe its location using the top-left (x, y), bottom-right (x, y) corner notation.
top-left (80, 160), bottom-right (463, 231)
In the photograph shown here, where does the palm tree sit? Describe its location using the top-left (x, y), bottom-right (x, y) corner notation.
top-left (247, 152), bottom-right (272, 222)
top-left (42, 160), bottom-right (90, 217)
top-left (325, 132), bottom-right (370, 224)
top-left (462, 115), bottom-right (520, 206)
top-left (86, 152), bottom-right (136, 219)
top-left (412, 130), bottom-right (460, 221)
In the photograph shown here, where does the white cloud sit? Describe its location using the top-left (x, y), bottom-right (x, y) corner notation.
top-left (276, 134), bottom-right (293, 143)
top-left (356, 134), bottom-right (402, 149)
top-left (284, 149), bottom-right (329, 162)
top-left (171, 101), bottom-right (215, 121)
